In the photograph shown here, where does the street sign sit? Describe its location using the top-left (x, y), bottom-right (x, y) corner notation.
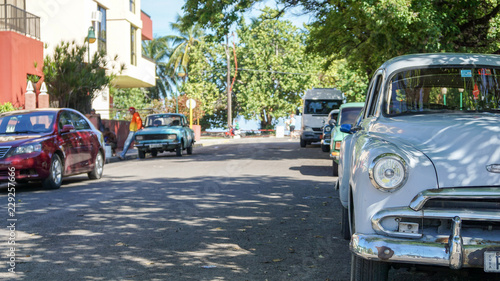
top-left (186, 99), bottom-right (196, 109)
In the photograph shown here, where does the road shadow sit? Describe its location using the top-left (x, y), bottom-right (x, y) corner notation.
top-left (1, 172), bottom-right (350, 280)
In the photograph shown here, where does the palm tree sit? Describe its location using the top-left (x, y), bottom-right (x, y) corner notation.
top-left (142, 36), bottom-right (172, 99)
top-left (166, 14), bottom-right (205, 83)
top-left (163, 14), bottom-right (205, 112)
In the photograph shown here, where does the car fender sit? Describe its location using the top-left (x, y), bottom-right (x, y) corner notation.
top-left (338, 133), bottom-right (354, 208)
top-left (349, 132), bottom-right (439, 235)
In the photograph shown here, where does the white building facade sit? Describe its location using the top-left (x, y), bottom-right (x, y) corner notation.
top-left (26, 0), bottom-right (155, 118)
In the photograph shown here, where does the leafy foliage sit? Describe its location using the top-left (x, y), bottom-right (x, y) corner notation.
top-left (182, 0), bottom-right (500, 77)
top-left (110, 87), bottom-right (150, 120)
top-left (180, 39), bottom-right (228, 129)
top-left (142, 36), bottom-right (172, 99)
top-left (235, 8), bottom-right (321, 128)
top-left (42, 41), bottom-right (122, 113)
top-left (0, 102), bottom-right (16, 113)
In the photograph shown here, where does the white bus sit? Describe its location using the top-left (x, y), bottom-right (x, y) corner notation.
top-left (300, 88), bottom-right (344, 147)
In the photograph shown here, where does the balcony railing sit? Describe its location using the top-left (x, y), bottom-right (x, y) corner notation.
top-left (0, 4), bottom-right (40, 40)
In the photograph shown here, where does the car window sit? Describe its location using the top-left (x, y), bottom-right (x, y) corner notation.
top-left (340, 107), bottom-right (364, 125)
top-left (0, 112), bottom-right (55, 134)
top-left (69, 112), bottom-right (91, 130)
top-left (367, 74), bottom-right (383, 117)
top-left (146, 115), bottom-right (184, 127)
top-left (387, 67), bottom-right (500, 115)
top-left (304, 100), bottom-right (342, 114)
top-left (59, 111), bottom-right (73, 131)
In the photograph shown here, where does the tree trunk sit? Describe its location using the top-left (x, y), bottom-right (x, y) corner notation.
top-left (259, 110), bottom-right (273, 129)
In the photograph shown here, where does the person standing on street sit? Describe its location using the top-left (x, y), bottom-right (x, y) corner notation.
top-left (119, 107), bottom-right (142, 160)
top-left (289, 113), bottom-right (296, 140)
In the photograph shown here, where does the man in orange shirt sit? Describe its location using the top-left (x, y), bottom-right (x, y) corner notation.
top-left (119, 107), bottom-right (143, 160)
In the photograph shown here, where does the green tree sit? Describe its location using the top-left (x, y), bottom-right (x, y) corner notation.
top-left (43, 41), bottom-right (121, 113)
top-left (110, 87), bottom-right (150, 120)
top-left (167, 15), bottom-right (205, 75)
top-left (181, 39), bottom-right (228, 129)
top-left (319, 59), bottom-right (368, 103)
top-left (182, 0), bottom-right (500, 76)
top-left (142, 36), bottom-right (172, 99)
top-left (235, 8), bottom-right (320, 128)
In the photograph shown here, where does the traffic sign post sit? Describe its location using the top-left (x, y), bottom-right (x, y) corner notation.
top-left (186, 99), bottom-right (196, 129)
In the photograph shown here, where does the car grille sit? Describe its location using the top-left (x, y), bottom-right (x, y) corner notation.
top-left (0, 146), bottom-right (11, 158)
top-left (312, 128), bottom-right (322, 132)
top-left (424, 198), bottom-right (500, 210)
top-left (421, 198), bottom-right (500, 230)
top-left (140, 134), bottom-right (172, 140)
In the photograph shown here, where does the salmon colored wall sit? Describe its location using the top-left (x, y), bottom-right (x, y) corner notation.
top-left (141, 11), bottom-right (153, 41)
top-left (87, 115), bottom-right (130, 150)
top-left (0, 31), bottom-right (44, 108)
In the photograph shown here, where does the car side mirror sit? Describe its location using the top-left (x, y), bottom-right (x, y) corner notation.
top-left (329, 119), bottom-right (337, 126)
top-left (61, 124), bottom-right (75, 133)
top-left (340, 124), bottom-right (352, 134)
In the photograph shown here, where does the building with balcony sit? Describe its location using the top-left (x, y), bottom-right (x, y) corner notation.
top-left (0, 0), bottom-right (43, 108)
top-left (0, 0), bottom-right (155, 118)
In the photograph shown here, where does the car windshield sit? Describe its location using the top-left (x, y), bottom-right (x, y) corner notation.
top-left (304, 100), bottom-right (342, 114)
top-left (340, 107), bottom-right (363, 125)
top-left (146, 115), bottom-right (182, 127)
top-left (387, 67), bottom-right (500, 116)
top-left (0, 112), bottom-right (56, 134)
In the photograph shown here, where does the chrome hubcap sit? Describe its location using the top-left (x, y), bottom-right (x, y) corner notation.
top-left (52, 158), bottom-right (62, 185)
top-left (96, 153), bottom-right (103, 175)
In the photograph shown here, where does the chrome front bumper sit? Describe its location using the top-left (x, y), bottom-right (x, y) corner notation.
top-left (352, 187), bottom-right (500, 269)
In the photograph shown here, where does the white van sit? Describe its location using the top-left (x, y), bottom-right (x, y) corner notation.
top-left (300, 88), bottom-right (344, 147)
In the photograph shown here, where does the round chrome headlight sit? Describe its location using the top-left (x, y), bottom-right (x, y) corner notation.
top-left (325, 126), bottom-right (332, 132)
top-left (369, 154), bottom-right (408, 192)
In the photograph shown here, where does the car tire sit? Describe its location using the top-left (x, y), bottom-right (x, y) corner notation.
top-left (138, 150), bottom-right (146, 159)
top-left (151, 150), bottom-right (158, 157)
top-left (321, 144), bottom-right (329, 152)
top-left (186, 142), bottom-right (193, 155)
top-left (88, 151), bottom-right (104, 180)
top-left (332, 159), bottom-right (339, 177)
top-left (300, 138), bottom-right (306, 147)
top-left (43, 154), bottom-right (63, 189)
top-left (351, 253), bottom-right (389, 281)
top-left (341, 206), bottom-right (351, 240)
top-left (176, 142), bottom-right (183, 157)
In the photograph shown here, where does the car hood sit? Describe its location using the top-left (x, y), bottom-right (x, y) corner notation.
top-left (136, 127), bottom-right (180, 135)
top-left (372, 113), bottom-right (500, 188)
top-left (0, 134), bottom-right (45, 146)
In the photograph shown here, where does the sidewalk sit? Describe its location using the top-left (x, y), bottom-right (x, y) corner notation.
top-left (105, 137), bottom-right (233, 163)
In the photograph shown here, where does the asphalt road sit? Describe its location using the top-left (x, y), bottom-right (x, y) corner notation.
top-left (0, 138), bottom-right (499, 280)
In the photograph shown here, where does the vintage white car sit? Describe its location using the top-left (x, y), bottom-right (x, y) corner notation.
top-left (336, 53), bottom-right (500, 280)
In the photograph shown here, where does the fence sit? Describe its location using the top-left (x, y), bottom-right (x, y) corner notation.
top-left (0, 4), bottom-right (40, 39)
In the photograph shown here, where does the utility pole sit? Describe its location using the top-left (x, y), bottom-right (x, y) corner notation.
top-left (225, 34), bottom-right (232, 130)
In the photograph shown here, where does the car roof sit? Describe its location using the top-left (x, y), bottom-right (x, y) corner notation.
top-left (339, 102), bottom-right (365, 109)
top-left (147, 113), bottom-right (184, 118)
top-left (0, 108), bottom-right (77, 117)
top-left (379, 53), bottom-right (500, 77)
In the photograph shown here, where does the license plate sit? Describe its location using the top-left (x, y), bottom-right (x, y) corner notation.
top-left (149, 144), bottom-right (163, 148)
top-left (484, 251), bottom-right (500, 272)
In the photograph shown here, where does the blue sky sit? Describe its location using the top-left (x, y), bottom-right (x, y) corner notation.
top-left (141, 0), bottom-right (311, 38)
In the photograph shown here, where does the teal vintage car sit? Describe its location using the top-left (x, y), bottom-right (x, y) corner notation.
top-left (134, 113), bottom-right (195, 158)
top-left (330, 102), bottom-right (364, 176)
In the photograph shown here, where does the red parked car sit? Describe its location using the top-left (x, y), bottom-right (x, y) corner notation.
top-left (0, 108), bottom-right (105, 189)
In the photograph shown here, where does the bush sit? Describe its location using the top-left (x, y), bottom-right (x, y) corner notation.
top-left (0, 102), bottom-right (15, 113)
